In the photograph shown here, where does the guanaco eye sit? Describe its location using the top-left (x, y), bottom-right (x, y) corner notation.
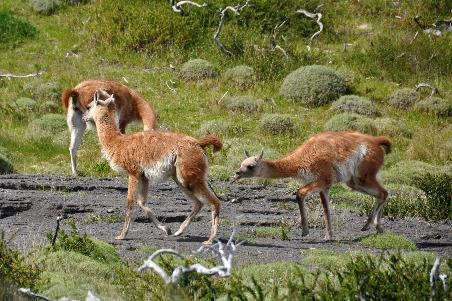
top-left (248, 165), bottom-right (255, 170)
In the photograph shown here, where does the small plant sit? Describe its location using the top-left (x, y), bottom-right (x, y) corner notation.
top-left (15, 97), bottom-right (37, 112)
top-left (323, 112), bottom-right (377, 135)
top-left (26, 113), bottom-right (67, 142)
top-left (224, 65), bottom-right (256, 90)
top-left (374, 117), bottom-right (412, 138)
top-left (226, 96), bottom-right (260, 114)
top-left (414, 96), bottom-right (452, 117)
top-left (415, 173), bottom-right (452, 220)
top-left (280, 65), bottom-right (347, 106)
top-left (29, 0), bottom-right (62, 15)
top-left (23, 80), bottom-right (62, 103)
top-left (388, 88), bottom-right (420, 109)
top-left (381, 160), bottom-right (449, 187)
top-left (0, 153), bottom-right (13, 174)
top-left (359, 233), bottom-right (417, 250)
top-left (85, 213), bottom-right (123, 224)
top-left (180, 59), bottom-right (217, 81)
top-left (260, 113), bottom-right (297, 134)
top-left (0, 12), bottom-right (37, 48)
top-left (330, 95), bottom-right (380, 117)
top-left (196, 119), bottom-right (234, 137)
top-left (406, 128), bottom-right (451, 164)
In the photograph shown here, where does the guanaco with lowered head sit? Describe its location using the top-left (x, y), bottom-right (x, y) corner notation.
top-left (83, 90), bottom-right (222, 244)
top-left (62, 80), bottom-right (157, 175)
top-left (232, 131), bottom-right (392, 240)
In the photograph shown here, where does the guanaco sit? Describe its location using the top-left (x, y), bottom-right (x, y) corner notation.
top-left (62, 80), bottom-right (157, 175)
top-left (233, 131), bottom-right (391, 240)
top-left (83, 90), bottom-right (222, 244)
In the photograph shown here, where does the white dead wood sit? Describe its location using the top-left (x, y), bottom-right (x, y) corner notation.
top-left (19, 288), bottom-right (99, 301)
top-left (415, 82), bottom-right (438, 97)
top-left (296, 9), bottom-right (323, 50)
top-left (137, 230), bottom-right (243, 284)
top-left (0, 70), bottom-right (44, 79)
top-left (171, 0), bottom-right (207, 15)
top-left (214, 1), bottom-right (249, 57)
top-left (217, 90), bottom-right (229, 104)
top-left (414, 15), bottom-right (452, 36)
top-left (166, 80), bottom-right (177, 93)
top-left (270, 19), bottom-right (289, 59)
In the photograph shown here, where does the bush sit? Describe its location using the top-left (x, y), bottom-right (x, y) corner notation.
top-left (415, 173), bottom-right (452, 220)
top-left (330, 95), bottom-right (380, 117)
top-left (406, 128), bottom-right (452, 164)
top-left (226, 96), bottom-right (260, 114)
top-left (359, 233), bottom-right (417, 250)
top-left (324, 113), bottom-right (377, 135)
top-left (374, 117), bottom-right (412, 138)
top-left (260, 113), bottom-right (297, 134)
top-left (388, 88), bottom-right (420, 109)
top-left (0, 12), bottom-right (37, 49)
top-left (414, 96), bottom-right (452, 117)
top-left (26, 113), bottom-right (67, 142)
top-left (15, 97), bottom-right (37, 112)
top-left (224, 65), bottom-right (256, 90)
top-left (196, 119), bottom-right (234, 137)
top-left (180, 59), bottom-right (217, 81)
top-left (0, 153), bottom-right (13, 174)
top-left (280, 65), bottom-right (347, 106)
top-left (30, 0), bottom-right (62, 15)
top-left (24, 80), bottom-right (62, 103)
top-left (381, 160), bottom-right (450, 186)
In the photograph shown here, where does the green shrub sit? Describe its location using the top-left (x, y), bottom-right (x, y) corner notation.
top-left (196, 119), bottom-right (234, 137)
top-left (388, 88), bottom-right (420, 109)
top-left (15, 97), bottom-right (37, 112)
top-left (24, 80), bottom-right (62, 103)
top-left (0, 12), bottom-right (37, 49)
top-left (180, 59), bottom-right (217, 81)
top-left (260, 113), bottom-right (297, 134)
top-left (415, 173), bottom-right (452, 220)
top-left (226, 96), bottom-right (260, 114)
top-left (381, 160), bottom-right (450, 186)
top-left (406, 128), bottom-right (452, 164)
top-left (324, 113), bottom-right (377, 135)
top-left (359, 233), bottom-right (417, 250)
top-left (0, 153), bottom-right (13, 174)
top-left (330, 95), bottom-right (379, 117)
top-left (224, 65), bottom-right (256, 90)
top-left (26, 113), bottom-right (67, 142)
top-left (414, 96), bottom-right (452, 117)
top-left (30, 0), bottom-right (62, 15)
top-left (280, 65), bottom-right (347, 106)
top-left (374, 117), bottom-right (412, 138)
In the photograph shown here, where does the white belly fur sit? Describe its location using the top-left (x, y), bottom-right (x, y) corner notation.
top-left (333, 144), bottom-right (367, 182)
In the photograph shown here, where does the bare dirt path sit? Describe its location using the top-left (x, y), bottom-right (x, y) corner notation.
top-left (1, 174), bottom-right (450, 264)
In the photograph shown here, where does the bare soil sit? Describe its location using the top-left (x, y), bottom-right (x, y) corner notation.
top-left (0, 174), bottom-right (450, 264)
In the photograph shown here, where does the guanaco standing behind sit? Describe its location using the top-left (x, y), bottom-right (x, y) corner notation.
top-left (233, 131), bottom-right (391, 240)
top-left (83, 90), bottom-right (221, 244)
top-left (62, 80), bottom-right (157, 175)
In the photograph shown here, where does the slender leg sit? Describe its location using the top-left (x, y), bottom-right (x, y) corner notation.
top-left (136, 175), bottom-right (171, 235)
top-left (296, 181), bottom-right (324, 237)
top-left (193, 183), bottom-right (220, 245)
top-left (319, 190), bottom-right (333, 240)
top-left (116, 175), bottom-right (137, 240)
top-left (173, 184), bottom-right (203, 237)
top-left (67, 108), bottom-right (86, 176)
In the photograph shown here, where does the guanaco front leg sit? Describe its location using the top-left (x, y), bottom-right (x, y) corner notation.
top-left (116, 175), bottom-right (137, 240)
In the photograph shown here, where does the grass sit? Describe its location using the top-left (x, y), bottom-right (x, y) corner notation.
top-left (84, 213), bottom-right (122, 225)
top-left (359, 233), bottom-right (417, 251)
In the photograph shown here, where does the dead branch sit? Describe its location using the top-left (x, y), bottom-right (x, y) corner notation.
top-left (414, 15), bottom-right (452, 36)
top-left (171, 0), bottom-right (207, 15)
top-left (214, 1), bottom-right (249, 57)
top-left (296, 9), bottom-right (323, 49)
top-left (0, 70), bottom-right (44, 79)
top-left (415, 82), bottom-right (438, 97)
top-left (138, 230), bottom-right (243, 284)
top-left (430, 258), bottom-right (441, 301)
top-left (270, 19), bottom-right (289, 59)
top-left (51, 214), bottom-right (63, 246)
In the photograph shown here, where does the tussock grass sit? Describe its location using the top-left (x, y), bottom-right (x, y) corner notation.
top-left (224, 65), bottom-right (256, 90)
top-left (0, 12), bottom-right (36, 48)
top-left (388, 88), bottom-right (420, 109)
top-left (359, 233), bottom-right (417, 251)
top-left (330, 95), bottom-right (379, 117)
top-left (180, 59), bottom-right (217, 81)
top-left (323, 113), bottom-right (377, 135)
top-left (414, 96), bottom-right (452, 117)
top-left (260, 113), bottom-right (297, 134)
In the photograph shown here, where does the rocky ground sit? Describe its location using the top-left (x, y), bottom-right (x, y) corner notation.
top-left (1, 174), bottom-right (451, 265)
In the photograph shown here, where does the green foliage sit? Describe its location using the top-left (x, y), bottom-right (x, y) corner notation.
top-left (381, 160), bottom-right (450, 187)
top-left (359, 233), bottom-right (417, 250)
top-left (280, 65), bottom-right (347, 106)
top-left (180, 59), bottom-right (217, 81)
top-left (323, 113), bottom-right (377, 135)
top-left (260, 113), bottom-right (297, 134)
top-left (415, 173), bottom-right (452, 220)
top-left (15, 97), bottom-right (37, 112)
top-left (226, 96), bottom-right (260, 114)
top-left (23, 80), bottom-right (62, 103)
top-left (0, 12), bottom-right (37, 48)
top-left (29, 0), bottom-right (62, 15)
top-left (388, 88), bottom-right (420, 109)
top-left (414, 96), bottom-right (452, 117)
top-left (251, 225), bottom-right (291, 241)
top-left (85, 213), bottom-right (122, 224)
top-left (0, 153), bottom-right (13, 174)
top-left (224, 65), bottom-right (256, 90)
top-left (196, 118), bottom-right (234, 137)
top-left (26, 113), bottom-right (67, 142)
top-left (330, 95), bottom-right (380, 117)
top-left (0, 238), bottom-right (41, 289)
top-left (406, 127), bottom-right (452, 164)
top-left (374, 117), bottom-right (412, 138)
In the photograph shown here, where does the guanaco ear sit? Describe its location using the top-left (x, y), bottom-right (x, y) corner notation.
top-left (93, 90), bottom-right (100, 106)
top-left (244, 150), bottom-right (251, 158)
top-left (257, 150), bottom-right (264, 161)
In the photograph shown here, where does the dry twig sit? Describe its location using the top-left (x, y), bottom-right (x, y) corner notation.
top-left (415, 82), bottom-right (438, 97)
top-left (270, 19), bottom-right (289, 59)
top-left (0, 70), bottom-right (44, 79)
top-left (171, 0), bottom-right (207, 15)
top-left (296, 9), bottom-right (323, 49)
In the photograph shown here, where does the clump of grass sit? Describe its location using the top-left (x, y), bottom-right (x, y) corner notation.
top-left (414, 96), bottom-right (452, 117)
top-left (251, 223), bottom-right (291, 241)
top-left (374, 117), bottom-right (412, 138)
top-left (15, 97), bottom-right (37, 112)
top-left (26, 113), bottom-right (67, 142)
top-left (388, 88), bottom-right (420, 109)
top-left (381, 160), bottom-right (450, 186)
top-left (180, 59), bottom-right (217, 81)
top-left (0, 153), bottom-right (14, 174)
top-left (209, 164), bottom-right (232, 181)
top-left (196, 118), bottom-right (234, 137)
top-left (415, 173), bottom-right (452, 220)
top-left (85, 213), bottom-right (122, 224)
top-left (330, 95), bottom-right (380, 117)
top-left (406, 127), bottom-right (452, 164)
top-left (224, 65), bottom-right (256, 90)
top-left (323, 112), bottom-right (377, 135)
top-left (359, 233), bottom-right (417, 250)
top-left (29, 0), bottom-right (62, 15)
top-left (24, 80), bottom-right (62, 103)
top-left (260, 113), bottom-right (297, 134)
top-left (0, 12), bottom-right (37, 48)
top-left (225, 96), bottom-right (261, 114)
top-left (280, 65), bottom-right (347, 106)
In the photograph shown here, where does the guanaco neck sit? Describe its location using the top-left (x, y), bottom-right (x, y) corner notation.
top-left (95, 112), bottom-right (122, 152)
top-left (261, 158), bottom-right (300, 179)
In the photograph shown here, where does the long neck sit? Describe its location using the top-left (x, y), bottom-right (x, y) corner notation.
top-left (261, 158), bottom-right (300, 179)
top-left (95, 112), bottom-right (122, 151)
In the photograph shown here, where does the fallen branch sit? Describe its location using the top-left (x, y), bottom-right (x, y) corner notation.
top-left (0, 70), bottom-right (44, 79)
top-left (296, 9), bottom-right (323, 49)
top-left (270, 19), bottom-right (289, 59)
top-left (138, 229), bottom-right (243, 284)
top-left (18, 288), bottom-right (53, 301)
top-left (214, 1), bottom-right (249, 57)
top-left (171, 0), bottom-right (207, 15)
top-left (415, 82), bottom-right (438, 97)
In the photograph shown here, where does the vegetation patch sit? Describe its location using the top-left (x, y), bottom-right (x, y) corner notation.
top-left (280, 65), bottom-right (347, 106)
top-left (406, 127), bottom-right (452, 164)
top-left (415, 173), bottom-right (452, 220)
top-left (414, 96), bottom-right (452, 117)
top-left (388, 88), bottom-right (420, 109)
top-left (323, 113), bottom-right (377, 135)
top-left (23, 80), bottom-right (62, 103)
top-left (359, 233), bottom-right (417, 250)
top-left (0, 12), bottom-right (37, 48)
top-left (224, 65), bottom-right (256, 90)
top-left (225, 96), bottom-right (260, 114)
top-left (0, 153), bottom-right (14, 174)
top-left (374, 117), bottom-right (412, 138)
top-left (250, 225), bottom-right (290, 241)
top-left (330, 95), bottom-right (380, 117)
top-left (381, 160), bottom-right (450, 187)
top-left (180, 59), bottom-right (217, 81)
top-left (260, 113), bottom-right (297, 134)
top-left (26, 113), bottom-right (67, 142)
top-left (29, 0), bottom-right (62, 15)
top-left (15, 97), bottom-right (37, 112)
top-left (196, 118), bottom-right (234, 137)
top-left (84, 213), bottom-right (123, 225)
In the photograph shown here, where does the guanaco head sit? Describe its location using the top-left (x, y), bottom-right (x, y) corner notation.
top-left (83, 90), bottom-right (118, 128)
top-left (231, 150), bottom-right (264, 182)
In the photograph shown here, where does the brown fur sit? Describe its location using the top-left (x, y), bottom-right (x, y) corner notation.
top-left (85, 91), bottom-right (221, 244)
top-left (234, 131), bottom-right (392, 240)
